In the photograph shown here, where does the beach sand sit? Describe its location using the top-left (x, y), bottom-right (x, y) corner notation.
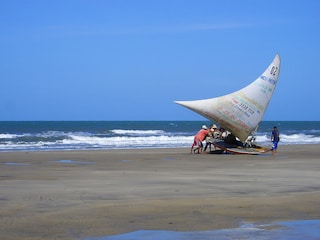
top-left (0, 145), bottom-right (319, 240)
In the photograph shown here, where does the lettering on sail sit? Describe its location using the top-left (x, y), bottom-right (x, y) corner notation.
top-left (217, 105), bottom-right (251, 134)
top-left (231, 97), bottom-right (255, 118)
top-left (260, 75), bottom-right (276, 86)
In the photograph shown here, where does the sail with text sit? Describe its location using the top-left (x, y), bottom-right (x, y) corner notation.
top-left (175, 54), bottom-right (281, 142)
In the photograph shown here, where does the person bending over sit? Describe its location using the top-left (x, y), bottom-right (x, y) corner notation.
top-left (191, 125), bottom-right (209, 154)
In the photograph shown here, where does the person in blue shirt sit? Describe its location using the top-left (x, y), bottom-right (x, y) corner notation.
top-left (271, 126), bottom-right (280, 155)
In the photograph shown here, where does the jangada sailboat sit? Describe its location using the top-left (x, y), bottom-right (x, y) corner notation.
top-left (175, 54), bottom-right (281, 154)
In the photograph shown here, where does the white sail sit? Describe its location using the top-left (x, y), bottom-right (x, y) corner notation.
top-left (175, 54), bottom-right (281, 142)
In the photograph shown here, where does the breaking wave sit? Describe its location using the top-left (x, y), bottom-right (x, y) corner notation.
top-left (0, 121), bottom-right (319, 152)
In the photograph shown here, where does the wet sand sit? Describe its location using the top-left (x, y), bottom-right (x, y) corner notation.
top-left (0, 145), bottom-right (319, 240)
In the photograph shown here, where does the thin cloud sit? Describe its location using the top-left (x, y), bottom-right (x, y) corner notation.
top-left (74, 21), bottom-right (256, 36)
top-left (185, 22), bottom-right (256, 31)
top-left (29, 21), bottom-right (258, 38)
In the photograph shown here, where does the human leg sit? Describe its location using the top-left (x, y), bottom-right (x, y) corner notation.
top-left (272, 141), bottom-right (278, 155)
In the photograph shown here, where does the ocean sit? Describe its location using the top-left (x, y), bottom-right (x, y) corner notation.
top-left (0, 121), bottom-right (320, 152)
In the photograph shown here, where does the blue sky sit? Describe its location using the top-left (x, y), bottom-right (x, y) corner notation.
top-left (1, 0), bottom-right (319, 121)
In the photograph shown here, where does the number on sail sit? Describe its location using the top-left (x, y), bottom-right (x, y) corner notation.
top-left (270, 66), bottom-right (278, 76)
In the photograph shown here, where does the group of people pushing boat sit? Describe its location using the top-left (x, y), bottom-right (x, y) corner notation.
top-left (191, 124), bottom-right (280, 155)
top-left (190, 124), bottom-right (229, 154)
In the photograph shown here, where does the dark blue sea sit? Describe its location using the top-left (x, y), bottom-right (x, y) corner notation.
top-left (0, 121), bottom-right (320, 152)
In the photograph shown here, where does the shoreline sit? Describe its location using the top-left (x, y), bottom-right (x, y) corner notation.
top-left (0, 141), bottom-right (319, 152)
top-left (0, 145), bottom-right (319, 239)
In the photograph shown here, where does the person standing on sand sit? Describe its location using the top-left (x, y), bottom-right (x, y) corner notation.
top-left (204, 124), bottom-right (219, 152)
top-left (191, 125), bottom-right (210, 154)
top-left (204, 124), bottom-right (215, 152)
top-left (271, 126), bottom-right (280, 155)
